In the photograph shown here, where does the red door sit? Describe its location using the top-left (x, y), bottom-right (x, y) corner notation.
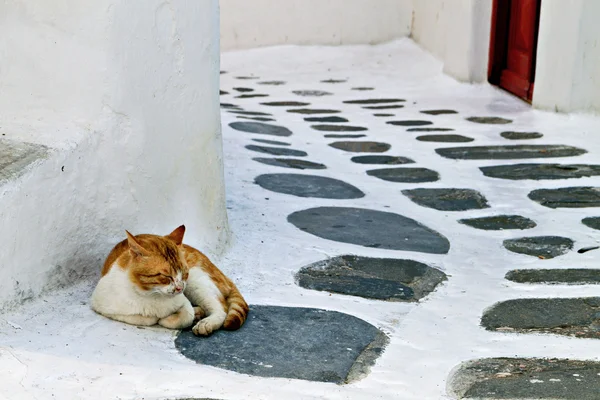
top-left (488, 0), bottom-right (541, 102)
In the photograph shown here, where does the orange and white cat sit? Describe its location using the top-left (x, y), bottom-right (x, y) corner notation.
top-left (91, 225), bottom-right (248, 336)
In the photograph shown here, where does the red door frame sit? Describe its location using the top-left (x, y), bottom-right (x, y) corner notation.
top-left (488, 0), bottom-right (541, 102)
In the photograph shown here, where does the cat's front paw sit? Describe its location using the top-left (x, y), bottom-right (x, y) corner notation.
top-left (192, 319), bottom-right (216, 336)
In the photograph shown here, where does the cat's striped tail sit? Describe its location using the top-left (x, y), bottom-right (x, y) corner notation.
top-left (222, 285), bottom-right (249, 330)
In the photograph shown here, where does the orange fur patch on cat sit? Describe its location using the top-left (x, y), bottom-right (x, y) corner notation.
top-left (91, 225), bottom-right (248, 336)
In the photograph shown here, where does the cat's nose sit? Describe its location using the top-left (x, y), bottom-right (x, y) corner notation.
top-left (174, 285), bottom-right (183, 293)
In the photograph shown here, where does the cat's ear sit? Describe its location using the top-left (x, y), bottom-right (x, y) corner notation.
top-left (125, 230), bottom-right (149, 257)
top-left (166, 225), bottom-right (185, 246)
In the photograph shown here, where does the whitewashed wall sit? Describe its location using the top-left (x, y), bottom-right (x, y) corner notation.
top-left (220, 0), bottom-right (413, 50)
top-left (411, 0), bottom-right (492, 83)
top-left (533, 0), bottom-right (600, 114)
top-left (0, 0), bottom-right (228, 309)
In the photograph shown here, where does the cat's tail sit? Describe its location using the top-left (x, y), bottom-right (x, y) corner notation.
top-left (222, 285), bottom-right (249, 330)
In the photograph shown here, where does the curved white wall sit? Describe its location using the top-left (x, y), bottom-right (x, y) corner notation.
top-left (220, 0), bottom-right (412, 50)
top-left (533, 0), bottom-right (600, 114)
top-left (0, 0), bottom-right (228, 309)
top-left (411, 0), bottom-right (492, 83)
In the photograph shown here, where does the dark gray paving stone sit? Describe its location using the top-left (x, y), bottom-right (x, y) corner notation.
top-left (387, 120), bottom-right (433, 126)
top-left (436, 145), bottom-right (587, 160)
top-left (255, 174), bottom-right (364, 199)
top-left (321, 79), bottom-right (347, 83)
top-left (311, 125), bottom-right (368, 132)
top-left (458, 215), bottom-right (536, 230)
top-left (220, 90), bottom-right (228, 95)
top-left (481, 164), bottom-right (600, 180)
top-left (343, 99), bottom-right (405, 105)
top-left (373, 113), bottom-right (395, 117)
top-left (235, 94), bottom-right (269, 98)
top-left (363, 105), bottom-right (405, 110)
top-left (407, 127), bottom-right (455, 132)
top-left (505, 269), bottom-right (600, 284)
top-left (235, 76), bottom-right (260, 80)
top-left (261, 101), bottom-right (310, 107)
top-left (229, 110), bottom-right (273, 116)
top-left (481, 297), bottom-right (600, 338)
top-left (324, 134), bottom-right (367, 139)
top-left (233, 87), bottom-right (254, 92)
top-left (351, 155), bottom-right (415, 165)
top-left (288, 109), bottom-right (341, 115)
top-left (449, 358), bottom-right (600, 400)
top-left (420, 109), bottom-right (458, 115)
top-left (175, 305), bottom-right (388, 384)
top-left (329, 141), bottom-right (391, 153)
top-left (466, 116), bottom-right (512, 124)
top-left (296, 255), bottom-right (446, 301)
top-left (503, 236), bottom-right (573, 259)
top-left (352, 87), bottom-right (374, 91)
top-left (288, 206), bottom-right (450, 254)
top-left (229, 122), bottom-right (292, 137)
top-left (416, 134), bottom-right (473, 143)
top-left (252, 138), bottom-right (290, 146)
top-left (529, 187), bottom-right (600, 208)
top-left (367, 167), bottom-right (440, 183)
top-left (245, 145), bottom-right (307, 157)
top-left (292, 90), bottom-right (332, 97)
top-left (304, 116), bottom-right (349, 123)
top-left (253, 158), bottom-right (326, 170)
top-left (582, 217), bottom-right (600, 230)
top-left (0, 139), bottom-right (49, 184)
top-left (237, 116), bottom-right (275, 122)
top-left (501, 131), bottom-right (543, 140)
top-left (220, 103), bottom-right (241, 109)
top-left (402, 188), bottom-right (490, 211)
top-left (258, 80), bottom-right (286, 85)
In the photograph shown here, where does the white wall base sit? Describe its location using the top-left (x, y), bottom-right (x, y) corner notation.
top-left (0, 0), bottom-right (228, 310)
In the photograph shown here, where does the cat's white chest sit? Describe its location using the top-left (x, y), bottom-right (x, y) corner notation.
top-left (91, 264), bottom-right (186, 318)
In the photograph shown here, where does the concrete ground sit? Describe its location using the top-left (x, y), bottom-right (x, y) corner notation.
top-left (2, 39), bottom-right (600, 400)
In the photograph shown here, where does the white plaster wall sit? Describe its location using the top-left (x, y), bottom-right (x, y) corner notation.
top-left (0, 0), bottom-right (228, 309)
top-left (533, 0), bottom-right (600, 114)
top-left (411, 0), bottom-right (492, 83)
top-left (220, 0), bottom-right (413, 50)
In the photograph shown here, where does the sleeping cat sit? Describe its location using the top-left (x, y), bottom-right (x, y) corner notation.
top-left (91, 225), bottom-right (248, 336)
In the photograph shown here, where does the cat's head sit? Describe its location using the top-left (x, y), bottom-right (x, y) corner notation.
top-left (125, 225), bottom-right (189, 296)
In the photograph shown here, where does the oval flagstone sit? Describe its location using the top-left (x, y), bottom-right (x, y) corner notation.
top-left (288, 206), bottom-right (450, 254)
top-left (245, 145), bottom-right (307, 157)
top-left (529, 187), bottom-right (600, 208)
top-left (175, 305), bottom-right (388, 384)
top-left (367, 167), bottom-right (439, 183)
top-left (466, 116), bottom-right (512, 124)
top-left (582, 217), bottom-right (600, 230)
top-left (501, 131), bottom-right (543, 140)
top-left (416, 134), bottom-right (473, 143)
top-left (387, 120), bottom-right (433, 126)
top-left (351, 155), bottom-right (414, 165)
top-left (311, 125), bottom-right (367, 132)
top-left (402, 188), bottom-right (490, 211)
top-left (252, 158), bottom-right (326, 170)
top-left (503, 236), bottom-right (573, 259)
top-left (436, 145), bottom-right (587, 160)
top-left (230, 122), bottom-right (292, 137)
top-left (254, 174), bottom-right (364, 199)
top-left (296, 255), bottom-right (447, 301)
top-left (458, 215), bottom-right (536, 230)
top-left (329, 141), bottom-right (390, 153)
top-left (448, 358), bottom-right (600, 400)
top-left (481, 164), bottom-right (600, 180)
top-left (481, 297), bottom-right (600, 339)
top-left (505, 269), bottom-right (600, 284)
top-left (304, 116), bottom-right (349, 123)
